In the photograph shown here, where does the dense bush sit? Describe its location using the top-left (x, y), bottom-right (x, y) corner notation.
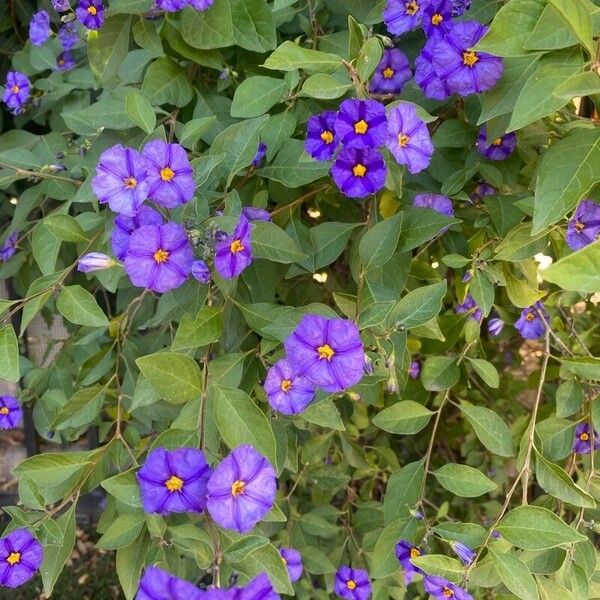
top-left (0, 0), bottom-right (599, 598)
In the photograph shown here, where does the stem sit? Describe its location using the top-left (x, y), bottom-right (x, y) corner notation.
top-left (0, 162), bottom-right (83, 186)
top-left (270, 184), bottom-right (330, 217)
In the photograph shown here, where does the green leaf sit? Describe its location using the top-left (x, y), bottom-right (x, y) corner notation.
top-left (556, 381), bottom-right (584, 418)
top-left (96, 513), bottom-right (146, 550)
top-left (503, 265), bottom-right (545, 308)
top-left (142, 57), bottom-right (193, 107)
top-left (496, 506), bottom-right (587, 549)
top-left (252, 221), bottom-right (306, 263)
top-left (57, 285), bottom-right (109, 328)
top-left (126, 92), bottom-right (156, 134)
top-left (422, 356), bottom-right (460, 392)
top-left (52, 385), bottom-right (106, 431)
top-left (101, 469), bottom-right (143, 508)
top-left (383, 459), bottom-right (425, 524)
top-left (44, 214), bottom-right (88, 243)
top-left (388, 281), bottom-right (447, 329)
top-left (180, 117), bottom-right (217, 149)
top-left (302, 397), bottom-right (345, 431)
top-left (559, 356), bottom-right (600, 379)
top-left (371, 518), bottom-right (417, 578)
top-left (372, 401), bottom-right (434, 435)
top-left (132, 19), bottom-right (164, 56)
top-left (231, 76), bottom-right (286, 118)
top-left (263, 40), bottom-right (343, 74)
top-left (459, 403), bottom-right (514, 457)
top-left (411, 555), bottom-right (464, 582)
top-left (0, 324), bottom-right (19, 382)
top-left (537, 577), bottom-right (576, 600)
top-left (136, 352), bottom-right (202, 404)
top-left (356, 37), bottom-right (382, 81)
top-left (302, 73), bottom-right (352, 99)
top-left (208, 384), bottom-right (278, 469)
top-left (532, 128), bottom-right (600, 234)
top-left (433, 463), bottom-right (497, 497)
top-left (548, 0), bottom-right (593, 53)
top-left (304, 222), bottom-right (359, 272)
top-left (116, 532), bottom-right (149, 600)
top-left (88, 15), bottom-right (132, 84)
top-left (173, 306), bottom-right (222, 350)
top-left (466, 357), bottom-right (500, 388)
top-left (470, 271), bottom-right (494, 317)
top-left (359, 212), bottom-right (404, 271)
top-left (541, 239), bottom-right (600, 292)
top-left (491, 548), bottom-right (540, 600)
top-left (397, 207), bottom-right (459, 252)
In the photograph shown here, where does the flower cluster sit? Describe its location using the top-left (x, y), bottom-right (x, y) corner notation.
top-left (264, 314), bottom-right (365, 415)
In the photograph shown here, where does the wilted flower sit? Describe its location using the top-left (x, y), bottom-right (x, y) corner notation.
top-left (124, 223), bottom-right (194, 293)
top-left (0, 232), bottom-right (19, 262)
top-left (452, 542), bottom-right (476, 566)
top-left (385, 103), bottom-right (434, 174)
top-left (395, 540), bottom-right (424, 585)
top-left (76, 0), bottom-right (105, 29)
top-left (0, 529), bottom-right (43, 588)
top-left (415, 37), bottom-right (453, 101)
top-left (242, 206), bottom-right (271, 222)
top-left (408, 361), bottom-right (421, 379)
top-left (191, 260), bottom-right (211, 284)
top-left (56, 51), bottom-right (76, 71)
top-left (331, 147), bottom-right (387, 199)
top-left (334, 99), bottom-right (388, 149)
top-left (566, 200), bottom-right (600, 251)
top-left (334, 566), bottom-right (371, 600)
top-left (252, 142), bottom-right (267, 167)
top-left (0, 396), bottom-right (23, 430)
top-left (3, 72), bottom-right (31, 115)
top-left (487, 317), bottom-right (504, 336)
top-left (456, 295), bottom-right (482, 322)
top-left (214, 216), bottom-right (253, 279)
top-left (77, 252), bottom-right (115, 273)
top-left (206, 445), bottom-right (276, 534)
top-left (476, 126), bottom-right (517, 161)
top-left (111, 206), bottom-right (163, 261)
top-left (514, 301), bottom-right (547, 340)
top-left (136, 566), bottom-right (205, 600)
top-left (369, 49), bottom-right (412, 95)
top-left (280, 547), bottom-right (303, 583)
top-left (52, 0), bottom-right (71, 11)
top-left (58, 22), bottom-right (79, 50)
top-left (413, 193), bottom-right (454, 217)
top-left (136, 447), bottom-right (212, 515)
top-left (422, 0), bottom-right (453, 37)
top-left (264, 358), bottom-right (316, 415)
top-left (383, 0), bottom-right (426, 36)
top-left (29, 11), bottom-right (51, 46)
top-left (572, 423), bottom-right (600, 454)
top-left (452, 0), bottom-right (471, 16)
top-left (424, 575), bottom-right (473, 600)
top-left (469, 180), bottom-right (495, 203)
top-left (305, 110), bottom-right (339, 161)
top-left (284, 314), bottom-right (365, 393)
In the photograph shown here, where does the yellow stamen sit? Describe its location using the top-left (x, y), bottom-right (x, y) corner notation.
top-left (153, 249), bottom-right (169, 263)
top-left (352, 163), bottom-right (367, 178)
top-left (354, 119), bottom-right (369, 135)
top-left (281, 556), bottom-right (288, 565)
top-left (0, 407), bottom-right (8, 415)
top-left (320, 130), bottom-right (334, 144)
top-left (87, 6), bottom-right (97, 15)
top-left (123, 177), bottom-right (137, 189)
top-left (10, 85), bottom-right (19, 94)
top-left (6, 552), bottom-right (20, 566)
top-left (443, 588), bottom-right (454, 598)
top-left (160, 166), bottom-right (175, 182)
top-left (231, 480), bottom-right (246, 496)
top-left (281, 379), bottom-right (293, 392)
top-left (382, 67), bottom-right (395, 79)
top-left (405, 0), bottom-right (419, 15)
top-left (492, 138), bottom-right (503, 146)
top-left (580, 432), bottom-right (590, 441)
top-left (410, 547), bottom-right (421, 559)
top-left (575, 221), bottom-right (585, 232)
top-left (230, 239), bottom-right (244, 254)
top-left (346, 580), bottom-right (357, 590)
top-left (463, 51), bottom-right (479, 66)
top-left (525, 312), bottom-right (535, 322)
top-left (432, 13), bottom-right (444, 25)
top-left (398, 133), bottom-right (410, 147)
top-left (317, 344), bottom-right (335, 361)
top-left (165, 475), bottom-right (183, 492)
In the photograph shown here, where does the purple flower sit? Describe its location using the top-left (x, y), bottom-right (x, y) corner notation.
top-left (413, 193), bottom-right (454, 217)
top-left (203, 573), bottom-right (279, 599)
top-left (432, 21), bottom-right (503, 96)
top-left (58, 23), bottom-right (79, 50)
top-left (280, 548), bottom-right (302, 583)
top-left (491, 529), bottom-right (501, 539)
top-left (566, 200), bottom-right (600, 251)
top-left (452, 0), bottom-right (471, 15)
top-left (469, 181), bottom-right (495, 203)
top-left (76, 0), bottom-right (104, 28)
top-left (369, 49), bottom-right (412, 95)
top-left (572, 423), bottom-right (600, 454)
top-left (422, 0), bottom-right (453, 37)
top-left (142, 141), bottom-right (195, 208)
top-left (214, 216), bottom-right (252, 279)
top-left (487, 317), bottom-right (504, 336)
top-left (77, 252), bottom-right (115, 273)
top-left (252, 142), bottom-right (267, 167)
top-left (242, 207), bottom-right (271, 222)
top-left (0, 396), bottom-right (23, 430)
top-left (415, 37), bottom-right (453, 101)
top-left (29, 11), bottom-right (51, 46)
top-left (476, 126), bottom-right (516, 161)
top-left (408, 361), bottom-right (421, 379)
top-left (0, 232), bottom-right (18, 262)
top-left (452, 542), bottom-right (476, 566)
top-left (136, 566), bottom-right (205, 600)
top-left (188, 0), bottom-right (215, 10)
top-left (206, 445), bottom-right (276, 534)
top-left (424, 576), bottom-right (473, 600)
top-left (111, 206), bottom-right (163, 261)
top-left (3, 72), bottom-right (31, 115)
top-left (305, 110), bottom-right (339, 161)
top-left (56, 51), bottom-right (76, 72)
top-left (395, 540), bottom-right (424, 585)
top-left (52, 0), bottom-right (71, 11)
top-left (92, 144), bottom-right (150, 216)
top-left (456, 295), bottom-right (481, 322)
top-left (0, 529), bottom-right (43, 588)
top-left (515, 302), bottom-right (547, 340)
top-left (124, 223), bottom-right (194, 293)
top-left (334, 566), bottom-right (371, 600)
top-left (264, 358), bottom-right (315, 415)
top-left (136, 447), bottom-right (212, 515)
top-left (331, 147), bottom-right (387, 199)
top-left (334, 99), bottom-right (387, 149)
top-left (384, 0), bottom-right (426, 36)
top-left (284, 314), bottom-right (365, 393)
top-left (156, 0), bottom-right (188, 11)
top-left (191, 260), bottom-right (211, 284)
top-left (385, 103), bottom-right (434, 174)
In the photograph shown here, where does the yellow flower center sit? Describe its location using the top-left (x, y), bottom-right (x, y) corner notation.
top-left (165, 475), bottom-right (183, 492)
top-left (575, 221), bottom-right (585, 232)
top-left (443, 588), bottom-right (454, 598)
top-left (492, 138), bottom-right (503, 146)
top-left (317, 344), bottom-right (335, 361)
top-left (580, 432), bottom-right (590, 441)
top-left (320, 130), bottom-right (334, 144)
top-left (432, 13), bottom-right (444, 25)
top-left (354, 119), bottom-right (369, 135)
top-left (281, 556), bottom-right (287, 565)
top-left (231, 480), bottom-right (246, 496)
top-left (230, 239), bottom-right (244, 254)
top-left (58, 59), bottom-right (65, 65)
top-left (398, 133), bottom-right (410, 147)
top-left (346, 580), bottom-right (357, 590)
top-left (463, 51), bottom-right (479, 67)
top-left (281, 379), bottom-right (293, 392)
top-left (0, 407), bottom-right (9, 415)
top-left (410, 547), bottom-right (421, 559)
top-left (10, 85), bottom-right (19, 94)
top-left (123, 177), bottom-right (137, 189)
top-left (87, 6), bottom-right (97, 14)
top-left (153, 249), bottom-right (169, 263)
top-left (352, 163), bottom-right (367, 177)
top-left (525, 312), bottom-right (535, 322)
top-left (382, 67), bottom-right (395, 79)
top-left (6, 552), bottom-right (21, 566)
top-left (160, 167), bottom-right (175, 182)
top-left (406, 0), bottom-right (419, 15)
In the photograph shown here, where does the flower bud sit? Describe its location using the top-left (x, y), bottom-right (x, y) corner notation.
top-left (77, 252), bottom-right (115, 273)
